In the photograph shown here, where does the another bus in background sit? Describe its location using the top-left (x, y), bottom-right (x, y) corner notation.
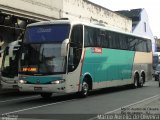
top-left (0, 40), bottom-right (21, 89)
top-left (155, 52), bottom-right (160, 59)
top-left (153, 54), bottom-right (159, 70)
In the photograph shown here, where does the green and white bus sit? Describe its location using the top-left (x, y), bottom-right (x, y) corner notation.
top-left (18, 20), bottom-right (152, 98)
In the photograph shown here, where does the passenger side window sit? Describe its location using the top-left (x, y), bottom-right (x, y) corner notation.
top-left (68, 25), bottom-right (83, 72)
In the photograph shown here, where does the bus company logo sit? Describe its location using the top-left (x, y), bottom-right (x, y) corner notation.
top-left (92, 47), bottom-right (102, 54)
top-left (37, 28), bottom-right (51, 33)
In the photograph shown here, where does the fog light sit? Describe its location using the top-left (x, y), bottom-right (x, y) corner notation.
top-left (51, 79), bottom-right (65, 84)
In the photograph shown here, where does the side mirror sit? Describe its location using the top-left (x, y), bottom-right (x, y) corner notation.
top-left (61, 39), bottom-right (69, 56)
top-left (0, 48), bottom-right (5, 58)
top-left (9, 45), bottom-right (14, 57)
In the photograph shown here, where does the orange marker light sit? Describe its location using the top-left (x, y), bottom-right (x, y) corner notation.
top-left (22, 67), bottom-right (37, 72)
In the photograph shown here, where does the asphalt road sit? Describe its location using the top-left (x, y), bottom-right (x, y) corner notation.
top-left (0, 80), bottom-right (160, 120)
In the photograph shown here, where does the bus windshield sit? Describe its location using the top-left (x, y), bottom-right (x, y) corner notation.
top-left (20, 24), bottom-right (70, 75)
top-left (20, 44), bottom-right (66, 75)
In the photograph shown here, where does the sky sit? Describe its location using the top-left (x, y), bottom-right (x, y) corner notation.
top-left (89, 0), bottom-right (160, 38)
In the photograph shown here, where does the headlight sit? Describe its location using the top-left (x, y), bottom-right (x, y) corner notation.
top-left (19, 80), bottom-right (27, 84)
top-left (51, 79), bottom-right (65, 84)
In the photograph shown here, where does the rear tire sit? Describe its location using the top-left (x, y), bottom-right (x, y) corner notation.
top-left (132, 75), bottom-right (138, 88)
top-left (40, 93), bottom-right (52, 99)
top-left (138, 76), bottom-right (144, 87)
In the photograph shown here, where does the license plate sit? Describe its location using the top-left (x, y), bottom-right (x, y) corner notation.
top-left (34, 87), bottom-right (42, 91)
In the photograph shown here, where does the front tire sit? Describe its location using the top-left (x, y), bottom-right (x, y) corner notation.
top-left (80, 80), bottom-right (89, 97)
top-left (138, 76), bottom-right (144, 87)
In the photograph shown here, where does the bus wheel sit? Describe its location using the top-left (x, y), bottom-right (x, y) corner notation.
top-left (133, 75), bottom-right (138, 88)
top-left (80, 80), bottom-right (89, 97)
top-left (138, 76), bottom-right (144, 87)
top-left (40, 93), bottom-right (52, 99)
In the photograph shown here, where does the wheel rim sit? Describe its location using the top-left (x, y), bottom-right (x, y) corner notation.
top-left (134, 80), bottom-right (138, 87)
top-left (134, 76), bottom-right (138, 87)
top-left (140, 76), bottom-right (144, 87)
top-left (82, 82), bottom-right (89, 96)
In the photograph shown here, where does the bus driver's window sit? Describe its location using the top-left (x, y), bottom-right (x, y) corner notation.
top-left (68, 25), bottom-right (83, 72)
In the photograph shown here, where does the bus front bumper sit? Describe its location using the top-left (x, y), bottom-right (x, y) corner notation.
top-left (18, 83), bottom-right (66, 93)
top-left (1, 78), bottom-right (19, 89)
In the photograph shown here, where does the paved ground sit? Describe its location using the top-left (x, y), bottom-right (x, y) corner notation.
top-left (93, 81), bottom-right (160, 120)
top-left (93, 97), bottom-right (160, 120)
top-left (0, 80), bottom-right (160, 120)
top-left (0, 84), bottom-right (17, 95)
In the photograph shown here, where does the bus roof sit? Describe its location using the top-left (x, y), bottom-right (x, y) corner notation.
top-left (27, 19), bottom-right (151, 40)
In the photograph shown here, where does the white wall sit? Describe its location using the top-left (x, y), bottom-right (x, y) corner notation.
top-left (0, 0), bottom-right (63, 20)
top-left (133, 9), bottom-right (155, 52)
top-left (63, 0), bottom-right (132, 32)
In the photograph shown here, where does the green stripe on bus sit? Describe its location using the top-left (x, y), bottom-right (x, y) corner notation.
top-left (82, 48), bottom-right (135, 82)
top-left (24, 76), bottom-right (63, 84)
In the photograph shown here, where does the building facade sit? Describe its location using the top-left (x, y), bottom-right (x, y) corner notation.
top-left (0, 0), bottom-right (132, 65)
top-left (0, 0), bottom-right (132, 31)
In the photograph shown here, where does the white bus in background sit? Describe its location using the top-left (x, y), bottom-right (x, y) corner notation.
top-left (153, 53), bottom-right (159, 70)
top-left (155, 52), bottom-right (160, 59)
top-left (0, 40), bottom-right (21, 89)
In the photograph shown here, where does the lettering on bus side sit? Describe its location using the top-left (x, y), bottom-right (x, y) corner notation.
top-left (92, 47), bottom-right (102, 54)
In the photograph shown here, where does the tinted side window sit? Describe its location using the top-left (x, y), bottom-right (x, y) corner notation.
top-left (84, 26), bottom-right (95, 47)
top-left (147, 40), bottom-right (152, 52)
top-left (84, 26), bottom-right (152, 52)
top-left (108, 32), bottom-right (119, 49)
top-left (68, 25), bottom-right (83, 72)
top-left (119, 34), bottom-right (128, 50)
top-left (135, 38), bottom-right (149, 52)
top-left (102, 31), bottom-right (109, 48)
top-left (84, 26), bottom-right (103, 47)
top-left (128, 37), bottom-right (136, 51)
top-left (71, 25), bottom-right (83, 46)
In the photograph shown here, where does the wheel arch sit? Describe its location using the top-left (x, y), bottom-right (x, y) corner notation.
top-left (133, 71), bottom-right (140, 81)
top-left (82, 72), bottom-right (93, 90)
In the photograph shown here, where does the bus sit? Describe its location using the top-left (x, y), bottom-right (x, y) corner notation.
top-left (0, 40), bottom-right (21, 89)
top-left (153, 54), bottom-right (159, 70)
top-left (18, 20), bottom-right (152, 98)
